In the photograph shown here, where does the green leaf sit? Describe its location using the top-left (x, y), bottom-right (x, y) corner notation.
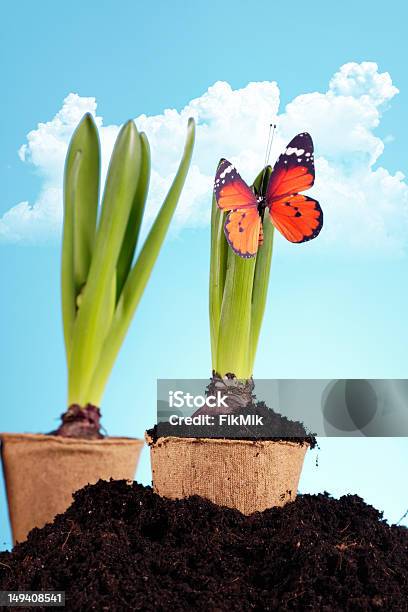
top-left (61, 150), bottom-right (80, 363)
top-left (252, 164), bottom-right (271, 196)
top-left (68, 120), bottom-right (142, 406)
top-left (249, 214), bottom-right (274, 373)
top-left (248, 165), bottom-right (274, 371)
top-left (116, 132), bottom-right (151, 301)
top-left (62, 113), bottom-right (100, 362)
top-left (216, 248), bottom-right (256, 379)
top-left (209, 190), bottom-right (228, 371)
top-left (86, 118), bottom-right (196, 405)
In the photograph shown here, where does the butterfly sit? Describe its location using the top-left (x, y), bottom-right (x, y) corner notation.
top-left (214, 133), bottom-right (323, 258)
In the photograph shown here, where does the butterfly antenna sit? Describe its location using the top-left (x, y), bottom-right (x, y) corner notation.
top-left (260, 123), bottom-right (276, 193)
top-left (265, 123), bottom-right (276, 166)
top-left (262, 123), bottom-right (273, 169)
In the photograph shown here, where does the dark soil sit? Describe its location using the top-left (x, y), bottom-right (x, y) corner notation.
top-left (151, 401), bottom-right (317, 447)
top-left (1, 480), bottom-right (407, 611)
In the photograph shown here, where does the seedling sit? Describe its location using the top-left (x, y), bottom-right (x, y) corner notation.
top-left (210, 166), bottom-right (274, 382)
top-left (209, 132), bottom-right (322, 402)
top-left (58, 113), bottom-right (195, 436)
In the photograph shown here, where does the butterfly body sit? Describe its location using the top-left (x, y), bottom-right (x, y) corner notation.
top-left (214, 133), bottom-right (323, 258)
top-left (256, 196), bottom-right (267, 217)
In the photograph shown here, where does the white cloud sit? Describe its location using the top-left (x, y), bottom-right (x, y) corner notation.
top-left (1, 62), bottom-right (407, 256)
top-left (329, 61), bottom-right (399, 105)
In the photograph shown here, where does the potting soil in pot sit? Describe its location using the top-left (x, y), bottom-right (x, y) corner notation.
top-left (0, 480), bottom-right (407, 611)
top-left (150, 401), bottom-right (318, 445)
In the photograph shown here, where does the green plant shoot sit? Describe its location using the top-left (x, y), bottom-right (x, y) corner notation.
top-left (210, 165), bottom-right (274, 380)
top-left (62, 114), bottom-right (195, 408)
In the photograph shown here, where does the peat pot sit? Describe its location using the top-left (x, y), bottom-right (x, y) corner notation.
top-left (1, 433), bottom-right (143, 544)
top-left (146, 433), bottom-right (309, 515)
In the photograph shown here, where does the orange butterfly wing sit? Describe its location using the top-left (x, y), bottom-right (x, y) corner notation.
top-left (224, 208), bottom-right (262, 258)
top-left (266, 133), bottom-right (323, 243)
top-left (214, 159), bottom-right (258, 210)
top-left (214, 159), bottom-right (261, 258)
top-left (270, 194), bottom-right (322, 243)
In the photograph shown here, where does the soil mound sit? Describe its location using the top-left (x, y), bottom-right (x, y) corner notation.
top-left (0, 480), bottom-right (407, 611)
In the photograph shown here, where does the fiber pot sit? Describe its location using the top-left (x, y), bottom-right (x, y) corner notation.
top-left (1, 433), bottom-right (143, 544)
top-left (146, 433), bottom-right (308, 515)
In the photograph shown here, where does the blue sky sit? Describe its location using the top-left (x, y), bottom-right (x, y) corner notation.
top-left (1, 0), bottom-right (408, 547)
